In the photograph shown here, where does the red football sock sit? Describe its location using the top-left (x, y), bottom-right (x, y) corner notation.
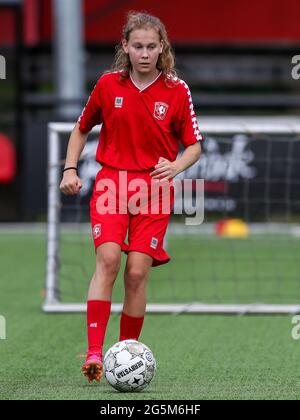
top-left (87, 300), bottom-right (111, 356)
top-left (119, 311), bottom-right (144, 341)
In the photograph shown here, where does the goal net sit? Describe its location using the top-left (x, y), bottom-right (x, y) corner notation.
top-left (44, 117), bottom-right (300, 314)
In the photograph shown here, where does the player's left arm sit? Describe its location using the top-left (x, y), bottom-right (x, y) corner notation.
top-left (150, 82), bottom-right (203, 182)
top-left (150, 142), bottom-right (201, 181)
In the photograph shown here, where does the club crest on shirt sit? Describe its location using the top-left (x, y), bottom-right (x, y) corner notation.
top-left (154, 102), bottom-right (169, 120)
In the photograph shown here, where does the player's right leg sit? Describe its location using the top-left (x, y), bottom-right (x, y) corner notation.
top-left (84, 165), bottom-right (132, 382)
top-left (82, 242), bottom-right (121, 383)
top-left (84, 165), bottom-right (130, 382)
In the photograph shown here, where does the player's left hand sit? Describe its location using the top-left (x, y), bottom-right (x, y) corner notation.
top-left (150, 157), bottom-right (179, 182)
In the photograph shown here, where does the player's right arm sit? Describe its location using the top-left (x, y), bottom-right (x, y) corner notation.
top-left (60, 122), bottom-right (88, 195)
top-left (60, 77), bottom-right (103, 196)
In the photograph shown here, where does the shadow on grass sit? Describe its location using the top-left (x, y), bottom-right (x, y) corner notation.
top-left (79, 384), bottom-right (160, 396)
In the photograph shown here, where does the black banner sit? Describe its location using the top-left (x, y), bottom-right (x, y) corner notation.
top-left (22, 123), bottom-right (300, 222)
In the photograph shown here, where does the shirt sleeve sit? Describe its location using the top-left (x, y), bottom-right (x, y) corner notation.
top-left (175, 82), bottom-right (203, 147)
top-left (78, 78), bottom-right (103, 133)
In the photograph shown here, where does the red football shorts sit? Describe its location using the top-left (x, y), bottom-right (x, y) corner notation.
top-left (90, 165), bottom-right (174, 266)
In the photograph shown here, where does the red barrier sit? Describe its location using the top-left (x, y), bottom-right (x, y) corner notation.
top-left (1, 0), bottom-right (300, 46)
top-left (0, 134), bottom-right (16, 183)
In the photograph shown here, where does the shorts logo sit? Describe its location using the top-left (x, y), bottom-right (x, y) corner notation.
top-left (150, 237), bottom-right (158, 249)
top-left (93, 224), bottom-right (101, 239)
top-left (154, 102), bottom-right (169, 120)
top-left (115, 97), bottom-right (123, 108)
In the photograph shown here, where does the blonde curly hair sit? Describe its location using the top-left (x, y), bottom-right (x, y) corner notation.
top-left (111, 11), bottom-right (178, 84)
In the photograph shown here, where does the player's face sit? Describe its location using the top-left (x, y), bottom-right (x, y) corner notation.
top-left (122, 28), bottom-right (163, 77)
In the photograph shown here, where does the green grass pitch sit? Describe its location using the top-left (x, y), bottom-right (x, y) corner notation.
top-left (0, 232), bottom-right (300, 400)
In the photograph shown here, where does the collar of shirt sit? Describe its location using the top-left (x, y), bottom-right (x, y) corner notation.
top-left (129, 70), bottom-right (162, 93)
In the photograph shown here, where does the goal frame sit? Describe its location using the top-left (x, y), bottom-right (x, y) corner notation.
top-left (44, 117), bottom-right (300, 314)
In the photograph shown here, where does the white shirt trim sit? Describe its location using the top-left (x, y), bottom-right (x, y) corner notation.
top-left (130, 71), bottom-right (162, 92)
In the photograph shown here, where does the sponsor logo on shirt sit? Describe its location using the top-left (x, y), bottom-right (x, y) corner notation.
top-left (115, 97), bottom-right (123, 108)
top-left (93, 224), bottom-right (101, 239)
top-left (154, 102), bottom-right (169, 120)
top-left (150, 237), bottom-right (158, 249)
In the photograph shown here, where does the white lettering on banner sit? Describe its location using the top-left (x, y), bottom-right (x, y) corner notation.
top-left (176, 134), bottom-right (257, 183)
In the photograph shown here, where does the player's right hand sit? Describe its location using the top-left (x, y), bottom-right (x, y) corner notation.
top-left (60, 172), bottom-right (83, 195)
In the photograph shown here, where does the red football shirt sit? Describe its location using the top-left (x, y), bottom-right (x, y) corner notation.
top-left (78, 71), bottom-right (202, 171)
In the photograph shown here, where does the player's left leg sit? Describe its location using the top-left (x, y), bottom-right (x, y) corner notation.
top-left (119, 172), bottom-right (174, 341)
top-left (120, 251), bottom-right (153, 341)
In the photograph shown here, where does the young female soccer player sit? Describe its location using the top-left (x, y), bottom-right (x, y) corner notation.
top-left (60, 12), bottom-right (202, 383)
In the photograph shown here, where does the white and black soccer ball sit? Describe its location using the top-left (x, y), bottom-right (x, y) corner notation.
top-left (103, 340), bottom-right (156, 392)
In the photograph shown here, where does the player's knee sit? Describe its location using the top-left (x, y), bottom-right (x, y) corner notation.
top-left (124, 267), bottom-right (148, 292)
top-left (96, 249), bottom-right (121, 278)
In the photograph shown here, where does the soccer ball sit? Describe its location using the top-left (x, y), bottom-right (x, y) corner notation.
top-left (103, 340), bottom-right (156, 392)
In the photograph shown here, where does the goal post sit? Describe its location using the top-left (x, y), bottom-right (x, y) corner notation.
top-left (44, 117), bottom-right (300, 314)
